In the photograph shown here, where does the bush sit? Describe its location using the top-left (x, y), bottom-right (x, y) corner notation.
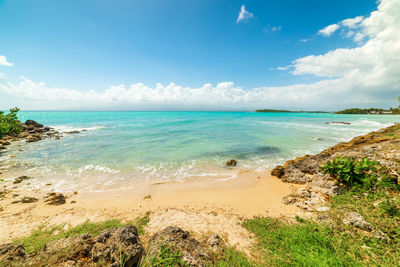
top-left (321, 157), bottom-right (399, 192)
top-left (321, 157), bottom-right (378, 186)
top-left (0, 107), bottom-right (22, 139)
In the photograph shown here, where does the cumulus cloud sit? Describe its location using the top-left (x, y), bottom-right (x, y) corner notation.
top-left (0, 0), bottom-right (399, 111)
top-left (0, 55), bottom-right (13, 66)
top-left (237, 5), bottom-right (254, 23)
top-left (341, 16), bottom-right (364, 29)
top-left (318, 23), bottom-right (340, 37)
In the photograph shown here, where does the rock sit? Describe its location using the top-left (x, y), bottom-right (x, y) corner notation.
top-left (0, 146), bottom-right (7, 150)
top-left (26, 134), bottom-right (42, 142)
top-left (24, 120), bottom-right (44, 128)
top-left (13, 175), bottom-right (32, 184)
top-left (316, 206), bottom-right (330, 212)
top-left (313, 137), bottom-right (323, 141)
top-left (325, 121), bottom-right (351, 125)
top-left (271, 165), bottom-right (284, 178)
top-left (64, 130), bottom-right (80, 134)
top-left (343, 212), bottom-right (373, 231)
top-left (28, 226), bottom-right (144, 267)
top-left (143, 194), bottom-right (151, 200)
top-left (373, 230), bottom-right (387, 240)
top-left (293, 188), bottom-right (311, 198)
top-left (0, 243), bottom-right (26, 264)
top-left (44, 193), bottom-right (66, 205)
top-left (282, 195), bottom-right (297, 205)
top-left (208, 234), bottom-right (222, 248)
top-left (91, 225), bottom-right (144, 266)
top-left (43, 126), bottom-right (51, 132)
top-left (12, 197), bottom-right (39, 204)
top-left (224, 159), bottom-right (237, 167)
top-left (148, 226), bottom-right (211, 267)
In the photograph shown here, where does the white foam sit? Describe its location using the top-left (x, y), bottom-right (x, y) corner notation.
top-left (52, 125), bottom-right (105, 133)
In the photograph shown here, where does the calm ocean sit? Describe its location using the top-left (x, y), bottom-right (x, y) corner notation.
top-left (1, 111), bottom-right (398, 191)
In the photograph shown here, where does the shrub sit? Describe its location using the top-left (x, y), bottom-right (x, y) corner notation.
top-left (321, 157), bottom-right (378, 186)
top-left (0, 107), bottom-right (22, 139)
top-left (321, 157), bottom-right (399, 192)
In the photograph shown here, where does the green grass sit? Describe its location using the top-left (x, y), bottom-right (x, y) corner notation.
top-left (211, 247), bottom-right (256, 267)
top-left (239, 186), bottom-right (400, 267)
top-left (13, 212), bottom-right (151, 254)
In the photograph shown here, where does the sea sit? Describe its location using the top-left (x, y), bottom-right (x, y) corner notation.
top-left (1, 111), bottom-right (398, 192)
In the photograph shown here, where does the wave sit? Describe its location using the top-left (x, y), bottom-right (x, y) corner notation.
top-left (52, 125), bottom-right (106, 133)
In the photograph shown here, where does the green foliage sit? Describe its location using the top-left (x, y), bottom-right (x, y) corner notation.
top-left (243, 217), bottom-right (354, 266)
top-left (335, 107), bottom-right (400, 114)
top-left (321, 157), bottom-right (399, 193)
top-left (140, 243), bottom-right (186, 267)
top-left (321, 157), bottom-right (379, 187)
top-left (0, 107), bottom-right (22, 139)
top-left (211, 247), bottom-right (256, 267)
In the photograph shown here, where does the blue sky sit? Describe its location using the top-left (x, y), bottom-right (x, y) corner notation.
top-left (0, 0), bottom-right (398, 110)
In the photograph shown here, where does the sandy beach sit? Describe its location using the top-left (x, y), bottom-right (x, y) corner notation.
top-left (0, 168), bottom-right (302, 252)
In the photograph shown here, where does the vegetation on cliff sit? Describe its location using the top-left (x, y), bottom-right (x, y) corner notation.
top-left (335, 107), bottom-right (400, 114)
top-left (0, 107), bottom-right (22, 139)
top-left (255, 109), bottom-right (329, 113)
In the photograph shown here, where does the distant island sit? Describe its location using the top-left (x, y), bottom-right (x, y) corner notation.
top-left (335, 108), bottom-right (400, 115)
top-left (255, 109), bottom-right (330, 113)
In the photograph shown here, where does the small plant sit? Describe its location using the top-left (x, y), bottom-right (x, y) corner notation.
top-left (0, 107), bottom-right (22, 139)
top-left (322, 157), bottom-right (378, 186)
top-left (140, 242), bottom-right (186, 267)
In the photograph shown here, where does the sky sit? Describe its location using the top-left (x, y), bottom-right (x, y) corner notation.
top-left (0, 0), bottom-right (399, 111)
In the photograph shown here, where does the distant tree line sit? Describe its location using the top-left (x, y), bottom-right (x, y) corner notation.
top-left (335, 107), bottom-right (400, 115)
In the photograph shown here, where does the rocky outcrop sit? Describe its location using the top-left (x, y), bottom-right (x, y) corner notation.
top-left (44, 193), bottom-right (66, 205)
top-left (148, 226), bottom-right (211, 267)
top-left (5, 225), bottom-right (144, 266)
top-left (225, 159), bottom-right (237, 167)
top-left (272, 124), bottom-right (400, 212)
top-left (343, 212), bottom-right (373, 231)
top-left (0, 119), bottom-right (61, 148)
top-left (325, 121), bottom-right (351, 125)
top-left (0, 243), bottom-right (26, 264)
top-left (0, 225), bottom-right (216, 266)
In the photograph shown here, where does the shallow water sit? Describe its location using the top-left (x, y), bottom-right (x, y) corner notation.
top-left (1, 111), bottom-right (398, 192)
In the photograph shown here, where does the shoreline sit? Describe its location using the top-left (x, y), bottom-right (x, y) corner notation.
top-left (1, 121), bottom-right (399, 257)
top-left (0, 168), bottom-right (302, 248)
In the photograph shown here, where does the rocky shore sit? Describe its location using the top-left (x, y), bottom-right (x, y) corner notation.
top-left (0, 122), bottom-right (399, 266)
top-left (272, 123), bottom-right (400, 212)
top-left (0, 225), bottom-right (215, 266)
top-left (0, 119), bottom-right (61, 150)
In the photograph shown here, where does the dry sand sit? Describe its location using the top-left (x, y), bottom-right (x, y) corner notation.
top-left (0, 170), bottom-right (302, 253)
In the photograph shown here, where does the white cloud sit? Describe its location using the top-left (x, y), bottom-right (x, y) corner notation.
top-left (271, 26), bottom-right (281, 32)
top-left (237, 5), bottom-right (254, 23)
top-left (341, 16), bottom-right (364, 29)
top-left (318, 23), bottom-right (340, 37)
top-left (0, 55), bottom-right (13, 66)
top-left (0, 0), bottom-right (399, 111)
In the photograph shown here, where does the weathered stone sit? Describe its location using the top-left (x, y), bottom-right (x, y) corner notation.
top-left (343, 212), bottom-right (373, 231)
top-left (13, 175), bottom-right (32, 184)
top-left (149, 226), bottom-right (211, 267)
top-left (92, 225), bottom-right (144, 267)
top-left (225, 159), bottom-right (237, 167)
top-left (0, 243), bottom-right (25, 264)
top-left (12, 196), bottom-right (39, 204)
top-left (271, 165), bottom-right (284, 178)
top-left (44, 193), bottom-right (66, 205)
top-left (28, 226), bottom-right (144, 266)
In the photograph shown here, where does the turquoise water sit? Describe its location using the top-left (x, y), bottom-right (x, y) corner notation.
top-left (1, 112), bottom-right (398, 191)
